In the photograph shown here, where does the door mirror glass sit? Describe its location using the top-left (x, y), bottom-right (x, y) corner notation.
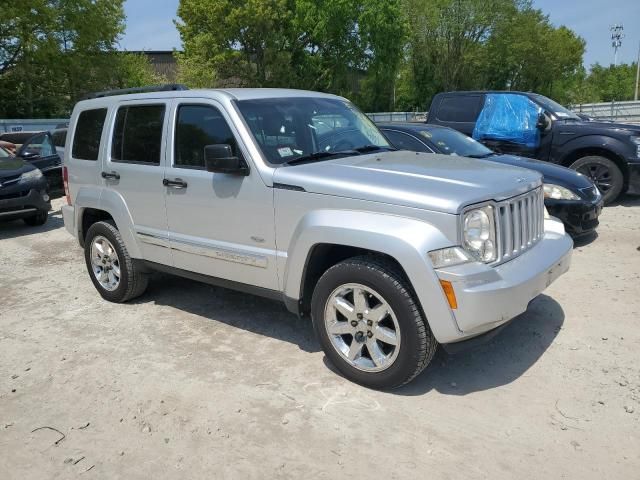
top-left (204, 144), bottom-right (249, 175)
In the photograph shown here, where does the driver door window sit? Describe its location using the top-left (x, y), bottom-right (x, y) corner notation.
top-left (175, 105), bottom-right (241, 169)
top-left (22, 134), bottom-right (56, 158)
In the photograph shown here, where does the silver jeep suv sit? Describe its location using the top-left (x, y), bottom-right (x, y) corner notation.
top-left (62, 85), bottom-right (572, 389)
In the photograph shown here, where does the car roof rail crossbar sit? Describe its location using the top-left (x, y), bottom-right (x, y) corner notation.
top-left (82, 84), bottom-right (189, 100)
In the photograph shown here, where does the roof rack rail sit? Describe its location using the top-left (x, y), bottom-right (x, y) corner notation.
top-left (82, 84), bottom-right (189, 100)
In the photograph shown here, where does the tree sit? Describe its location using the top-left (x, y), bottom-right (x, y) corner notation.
top-left (0, 0), bottom-right (162, 118)
top-left (483, 7), bottom-right (584, 104)
top-left (176, 0), bottom-right (405, 110)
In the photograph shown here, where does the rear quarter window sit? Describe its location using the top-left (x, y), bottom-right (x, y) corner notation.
top-left (72, 109), bottom-right (107, 161)
top-left (436, 96), bottom-right (484, 123)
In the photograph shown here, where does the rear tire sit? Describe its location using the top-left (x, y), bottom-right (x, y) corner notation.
top-left (23, 210), bottom-right (48, 226)
top-left (570, 155), bottom-right (623, 204)
top-left (84, 221), bottom-right (148, 303)
top-left (311, 255), bottom-right (437, 390)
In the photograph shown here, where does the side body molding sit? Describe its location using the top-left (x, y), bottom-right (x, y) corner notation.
top-left (281, 209), bottom-right (462, 343)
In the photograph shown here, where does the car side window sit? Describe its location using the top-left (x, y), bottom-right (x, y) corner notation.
top-left (437, 96), bottom-right (484, 123)
top-left (112, 105), bottom-right (165, 165)
top-left (72, 109), bottom-right (107, 161)
top-left (383, 130), bottom-right (430, 152)
top-left (23, 134), bottom-right (56, 157)
top-left (174, 104), bottom-right (240, 169)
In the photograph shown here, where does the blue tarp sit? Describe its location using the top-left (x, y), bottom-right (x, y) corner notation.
top-left (473, 93), bottom-right (541, 149)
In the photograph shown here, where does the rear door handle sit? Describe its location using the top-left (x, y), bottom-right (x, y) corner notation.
top-left (163, 178), bottom-right (188, 189)
top-left (101, 171), bottom-right (120, 180)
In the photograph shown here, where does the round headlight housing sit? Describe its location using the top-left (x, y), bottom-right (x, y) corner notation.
top-left (462, 206), bottom-right (497, 263)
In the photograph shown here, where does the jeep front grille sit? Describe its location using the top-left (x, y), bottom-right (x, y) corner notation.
top-left (495, 187), bottom-right (545, 264)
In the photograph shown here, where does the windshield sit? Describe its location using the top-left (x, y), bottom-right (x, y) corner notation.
top-left (0, 146), bottom-right (10, 158)
top-left (531, 94), bottom-right (580, 120)
top-left (419, 128), bottom-right (493, 157)
top-left (235, 97), bottom-right (391, 165)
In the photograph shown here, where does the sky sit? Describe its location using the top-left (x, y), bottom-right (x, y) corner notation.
top-left (120, 0), bottom-right (640, 67)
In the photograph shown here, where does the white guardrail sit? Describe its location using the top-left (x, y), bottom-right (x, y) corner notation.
top-left (573, 100), bottom-right (640, 124)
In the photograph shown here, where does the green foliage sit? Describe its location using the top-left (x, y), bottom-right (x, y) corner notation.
top-left (0, 0), bottom-right (163, 118)
top-left (579, 63), bottom-right (639, 103)
top-left (176, 0), bottom-right (406, 111)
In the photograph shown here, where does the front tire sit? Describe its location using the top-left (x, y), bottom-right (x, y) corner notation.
top-left (84, 221), bottom-right (148, 303)
top-left (311, 256), bottom-right (437, 389)
top-left (570, 155), bottom-right (623, 204)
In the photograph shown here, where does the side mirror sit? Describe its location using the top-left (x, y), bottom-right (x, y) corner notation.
top-left (21, 150), bottom-right (40, 159)
top-left (204, 144), bottom-right (249, 176)
top-left (536, 112), bottom-right (551, 131)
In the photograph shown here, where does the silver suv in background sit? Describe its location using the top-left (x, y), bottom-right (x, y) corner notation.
top-left (62, 85), bottom-right (573, 389)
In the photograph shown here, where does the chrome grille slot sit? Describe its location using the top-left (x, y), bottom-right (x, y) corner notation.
top-left (495, 187), bottom-right (544, 264)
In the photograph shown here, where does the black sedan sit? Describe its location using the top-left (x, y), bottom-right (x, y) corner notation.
top-left (378, 123), bottom-right (603, 237)
top-left (0, 131), bottom-right (63, 199)
top-left (0, 146), bottom-right (50, 226)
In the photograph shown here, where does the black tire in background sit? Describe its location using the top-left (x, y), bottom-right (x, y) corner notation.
top-left (311, 255), bottom-right (438, 390)
top-left (570, 155), bottom-right (624, 204)
top-left (84, 220), bottom-right (148, 303)
top-left (23, 210), bottom-right (48, 226)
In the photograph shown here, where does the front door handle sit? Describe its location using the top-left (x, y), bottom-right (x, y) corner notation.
top-left (163, 178), bottom-right (188, 189)
top-left (101, 171), bottom-right (120, 180)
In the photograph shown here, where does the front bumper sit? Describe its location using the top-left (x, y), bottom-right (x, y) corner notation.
top-left (0, 187), bottom-right (51, 221)
top-left (546, 197), bottom-right (603, 236)
top-left (436, 219), bottom-right (572, 343)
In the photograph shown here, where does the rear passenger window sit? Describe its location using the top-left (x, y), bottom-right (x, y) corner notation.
top-left (436, 96), bottom-right (483, 123)
top-left (72, 109), bottom-right (107, 160)
top-left (112, 105), bottom-right (165, 164)
top-left (175, 105), bottom-right (240, 169)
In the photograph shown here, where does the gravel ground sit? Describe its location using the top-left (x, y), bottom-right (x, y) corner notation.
top-left (1, 197), bottom-right (639, 479)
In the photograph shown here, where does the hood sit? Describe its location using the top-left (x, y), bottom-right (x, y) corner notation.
top-left (558, 119), bottom-right (640, 137)
top-left (273, 150), bottom-right (542, 214)
top-left (485, 154), bottom-right (594, 190)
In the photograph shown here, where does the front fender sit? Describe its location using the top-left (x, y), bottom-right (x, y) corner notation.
top-left (283, 209), bottom-right (462, 343)
top-left (554, 134), bottom-right (632, 167)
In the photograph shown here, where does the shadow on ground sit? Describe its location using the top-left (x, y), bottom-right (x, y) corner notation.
top-left (396, 294), bottom-right (564, 396)
top-left (611, 193), bottom-right (640, 208)
top-left (0, 207), bottom-right (63, 240)
top-left (136, 272), bottom-right (320, 353)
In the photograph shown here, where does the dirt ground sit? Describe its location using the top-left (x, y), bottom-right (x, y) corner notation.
top-left (1, 196), bottom-right (639, 479)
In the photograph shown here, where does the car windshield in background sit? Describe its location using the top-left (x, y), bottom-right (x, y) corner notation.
top-left (0, 146), bottom-right (10, 158)
top-left (235, 97), bottom-right (391, 165)
top-left (420, 128), bottom-right (493, 158)
top-left (531, 94), bottom-right (580, 120)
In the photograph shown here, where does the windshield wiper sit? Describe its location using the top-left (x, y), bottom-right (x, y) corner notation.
top-left (467, 152), bottom-right (497, 159)
top-left (353, 145), bottom-right (397, 153)
top-left (285, 150), bottom-right (357, 166)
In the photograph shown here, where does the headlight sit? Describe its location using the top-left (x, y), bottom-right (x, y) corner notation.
top-left (19, 168), bottom-right (43, 183)
top-left (428, 247), bottom-right (473, 268)
top-left (462, 205), bottom-right (497, 263)
top-left (543, 183), bottom-right (579, 200)
top-left (632, 136), bottom-right (640, 158)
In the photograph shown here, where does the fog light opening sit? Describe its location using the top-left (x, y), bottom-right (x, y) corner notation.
top-left (439, 280), bottom-right (458, 310)
top-left (43, 194), bottom-right (50, 202)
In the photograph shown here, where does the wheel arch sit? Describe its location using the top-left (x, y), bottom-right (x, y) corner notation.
top-left (282, 210), bottom-right (462, 343)
top-left (560, 145), bottom-right (629, 190)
